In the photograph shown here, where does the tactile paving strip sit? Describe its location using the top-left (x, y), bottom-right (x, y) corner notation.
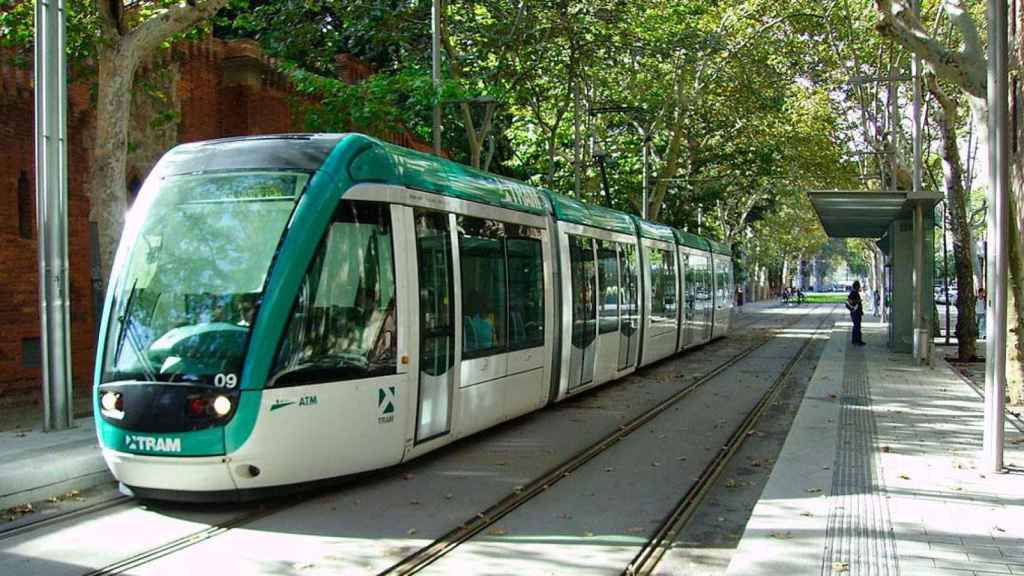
top-left (819, 346), bottom-right (900, 575)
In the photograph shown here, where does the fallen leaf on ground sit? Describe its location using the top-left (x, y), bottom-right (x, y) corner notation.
top-left (899, 474), bottom-right (910, 480)
top-left (805, 488), bottom-right (823, 494)
top-left (487, 527), bottom-right (508, 536)
top-left (407, 528), bottom-right (417, 535)
top-left (725, 479), bottom-right (738, 488)
top-left (584, 531), bottom-right (595, 537)
top-left (832, 561), bottom-right (850, 573)
top-left (770, 531), bottom-right (792, 539)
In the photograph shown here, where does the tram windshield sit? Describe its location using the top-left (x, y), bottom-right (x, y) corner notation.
top-left (101, 171), bottom-right (308, 385)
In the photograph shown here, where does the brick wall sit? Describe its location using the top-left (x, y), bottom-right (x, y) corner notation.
top-left (0, 38), bottom-right (431, 412)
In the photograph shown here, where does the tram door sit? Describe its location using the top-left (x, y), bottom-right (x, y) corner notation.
top-left (569, 235), bottom-right (597, 389)
top-left (617, 243), bottom-right (640, 370)
top-left (414, 210), bottom-right (455, 443)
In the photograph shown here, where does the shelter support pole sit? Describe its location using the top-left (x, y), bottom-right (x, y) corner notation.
top-left (35, 0), bottom-right (73, 431)
top-left (984, 0), bottom-right (1008, 473)
top-left (913, 202), bottom-right (928, 363)
top-left (431, 0), bottom-right (441, 156)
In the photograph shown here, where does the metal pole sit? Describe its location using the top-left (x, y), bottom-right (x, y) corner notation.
top-left (642, 137), bottom-right (649, 219)
top-left (35, 0), bottom-right (73, 431)
top-left (888, 63), bottom-right (899, 187)
top-left (943, 202), bottom-right (950, 344)
top-left (984, 0), bottom-right (1008, 473)
top-left (911, 0), bottom-right (927, 362)
top-left (431, 0), bottom-right (442, 156)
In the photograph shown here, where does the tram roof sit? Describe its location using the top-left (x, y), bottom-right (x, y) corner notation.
top-left (158, 134), bottom-right (346, 176)
top-left (673, 229), bottom-right (710, 251)
top-left (708, 240), bottom-right (732, 256)
top-left (544, 192), bottom-right (637, 235)
top-left (633, 217), bottom-right (677, 244)
top-left (345, 135), bottom-right (549, 216)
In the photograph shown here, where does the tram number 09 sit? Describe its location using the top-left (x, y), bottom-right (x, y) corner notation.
top-left (214, 373), bottom-right (238, 388)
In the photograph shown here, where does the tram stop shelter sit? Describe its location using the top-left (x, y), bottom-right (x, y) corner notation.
top-left (808, 189), bottom-right (942, 358)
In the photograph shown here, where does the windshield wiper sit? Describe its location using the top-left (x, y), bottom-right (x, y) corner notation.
top-left (112, 278), bottom-right (158, 382)
top-left (113, 278), bottom-right (139, 366)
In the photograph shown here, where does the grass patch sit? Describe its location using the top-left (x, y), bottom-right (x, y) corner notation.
top-left (801, 293), bottom-right (848, 304)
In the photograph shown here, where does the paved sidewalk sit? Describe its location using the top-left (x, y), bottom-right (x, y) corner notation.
top-left (0, 416), bottom-right (110, 511)
top-left (726, 320), bottom-right (1024, 576)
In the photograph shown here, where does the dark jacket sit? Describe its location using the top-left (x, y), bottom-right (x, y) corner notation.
top-left (846, 290), bottom-right (863, 316)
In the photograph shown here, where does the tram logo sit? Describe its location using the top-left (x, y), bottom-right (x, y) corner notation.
top-left (125, 434), bottom-right (181, 453)
top-left (270, 395), bottom-right (318, 412)
top-left (378, 386), bottom-right (397, 424)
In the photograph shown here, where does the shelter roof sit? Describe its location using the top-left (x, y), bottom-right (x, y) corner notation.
top-left (807, 190), bottom-right (941, 238)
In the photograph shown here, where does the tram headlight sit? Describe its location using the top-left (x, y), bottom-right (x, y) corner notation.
top-left (212, 395), bottom-right (232, 417)
top-left (101, 391), bottom-right (121, 412)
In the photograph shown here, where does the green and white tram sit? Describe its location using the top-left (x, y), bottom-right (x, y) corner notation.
top-left (94, 133), bottom-right (735, 501)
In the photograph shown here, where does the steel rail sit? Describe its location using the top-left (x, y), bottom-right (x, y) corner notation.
top-left (81, 501), bottom-right (293, 576)
top-left (381, 305), bottom-right (826, 576)
top-left (0, 495), bottom-right (131, 542)
top-left (623, 307), bottom-right (836, 576)
top-left (62, 303), bottom-right (799, 576)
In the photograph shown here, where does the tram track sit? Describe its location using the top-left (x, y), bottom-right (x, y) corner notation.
top-left (1, 304), bottom-right (805, 576)
top-left (379, 304), bottom-right (831, 576)
top-left (624, 306), bottom-right (835, 576)
top-left (0, 495), bottom-right (131, 543)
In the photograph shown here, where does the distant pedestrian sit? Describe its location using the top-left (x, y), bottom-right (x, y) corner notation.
top-left (977, 287), bottom-right (987, 338)
top-left (873, 289), bottom-right (880, 317)
top-left (846, 281), bottom-right (865, 346)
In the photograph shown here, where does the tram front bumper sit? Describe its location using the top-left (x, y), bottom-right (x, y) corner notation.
top-left (102, 448), bottom-right (237, 495)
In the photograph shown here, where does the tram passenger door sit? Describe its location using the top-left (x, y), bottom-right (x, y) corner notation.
top-left (569, 235), bottom-right (597, 389)
top-left (413, 210), bottom-right (454, 443)
top-left (617, 243), bottom-right (640, 370)
top-left (681, 251), bottom-right (694, 349)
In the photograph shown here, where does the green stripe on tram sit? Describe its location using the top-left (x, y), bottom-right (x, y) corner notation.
top-left (224, 134), bottom-right (370, 453)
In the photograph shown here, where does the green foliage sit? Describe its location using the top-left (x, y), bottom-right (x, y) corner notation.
top-left (0, 0), bottom-right (100, 65)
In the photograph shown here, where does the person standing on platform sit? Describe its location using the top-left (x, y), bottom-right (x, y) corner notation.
top-left (846, 281), bottom-right (866, 345)
top-left (977, 287), bottom-right (987, 337)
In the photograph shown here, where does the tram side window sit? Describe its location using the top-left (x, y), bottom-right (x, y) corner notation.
top-left (597, 240), bottom-right (620, 334)
top-left (459, 216), bottom-right (507, 358)
top-left (619, 243), bottom-right (639, 324)
top-left (649, 248), bottom-right (676, 323)
top-left (271, 201), bottom-right (397, 387)
top-left (507, 225), bottom-right (545, 350)
top-left (683, 253), bottom-right (695, 322)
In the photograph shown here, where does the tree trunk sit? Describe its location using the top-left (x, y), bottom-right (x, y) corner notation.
top-left (90, 42), bottom-right (138, 285)
top-left (928, 76), bottom-right (977, 360)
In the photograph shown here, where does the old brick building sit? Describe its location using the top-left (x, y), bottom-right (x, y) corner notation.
top-left (0, 38), bottom-right (430, 412)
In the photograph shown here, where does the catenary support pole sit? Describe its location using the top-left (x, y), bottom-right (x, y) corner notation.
top-left (984, 0), bottom-right (1008, 473)
top-left (431, 0), bottom-right (441, 156)
top-left (35, 0), bottom-right (73, 431)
